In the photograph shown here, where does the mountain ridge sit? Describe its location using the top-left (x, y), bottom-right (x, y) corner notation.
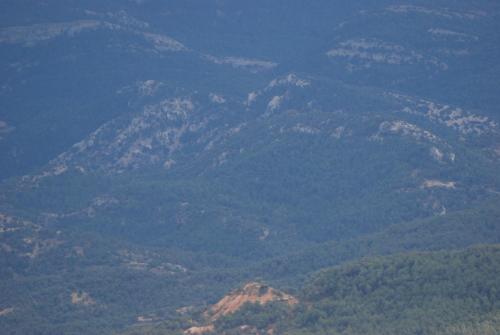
top-left (1, 1), bottom-right (500, 334)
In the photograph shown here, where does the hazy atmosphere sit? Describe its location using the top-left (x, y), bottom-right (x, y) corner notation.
top-left (1, 1), bottom-right (500, 334)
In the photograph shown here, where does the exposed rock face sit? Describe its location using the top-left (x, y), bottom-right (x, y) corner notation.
top-left (71, 291), bottom-right (95, 306)
top-left (184, 282), bottom-right (298, 335)
top-left (0, 20), bottom-right (106, 46)
top-left (389, 93), bottom-right (498, 136)
top-left (422, 180), bottom-right (457, 189)
top-left (386, 5), bottom-right (486, 20)
top-left (327, 38), bottom-right (445, 68)
top-left (208, 282), bottom-right (298, 321)
top-left (204, 55), bottom-right (277, 73)
top-left (0, 20), bottom-right (186, 51)
top-left (374, 120), bottom-right (442, 143)
top-left (41, 97), bottom-right (198, 175)
top-left (185, 325), bottom-right (215, 335)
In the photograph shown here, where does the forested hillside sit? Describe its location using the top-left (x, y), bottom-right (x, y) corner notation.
top-left (123, 246), bottom-right (500, 335)
top-left (1, 1), bottom-right (499, 334)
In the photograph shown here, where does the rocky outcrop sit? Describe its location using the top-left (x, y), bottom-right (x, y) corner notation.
top-left (207, 282), bottom-right (298, 321)
top-left (184, 282), bottom-right (298, 335)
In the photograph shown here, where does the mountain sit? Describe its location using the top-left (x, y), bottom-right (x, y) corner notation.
top-left (1, 1), bottom-right (499, 334)
top-left (118, 245), bottom-right (500, 335)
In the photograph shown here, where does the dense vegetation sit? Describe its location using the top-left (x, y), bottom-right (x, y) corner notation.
top-left (251, 197), bottom-right (500, 285)
top-left (116, 245), bottom-right (500, 335)
top-left (1, 180), bottom-right (500, 334)
top-left (297, 245), bottom-right (500, 335)
top-left (1, 1), bottom-right (500, 334)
